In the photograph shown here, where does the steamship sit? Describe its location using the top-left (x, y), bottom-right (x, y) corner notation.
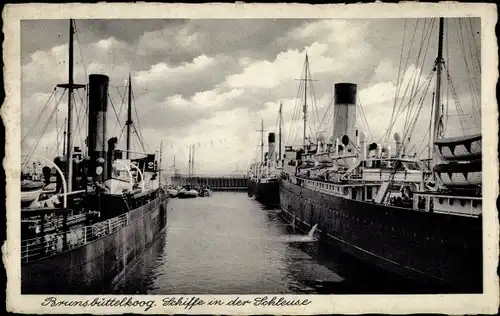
top-left (20, 20), bottom-right (168, 294)
top-left (248, 117), bottom-right (283, 207)
top-left (279, 18), bottom-right (483, 292)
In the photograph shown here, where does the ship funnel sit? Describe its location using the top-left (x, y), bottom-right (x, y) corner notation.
top-left (394, 132), bottom-right (402, 157)
top-left (332, 83), bottom-right (357, 147)
top-left (87, 74), bottom-right (110, 182)
top-left (360, 132), bottom-right (367, 160)
top-left (268, 132), bottom-right (276, 163)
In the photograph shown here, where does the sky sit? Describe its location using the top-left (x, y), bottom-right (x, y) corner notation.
top-left (21, 18), bottom-right (481, 175)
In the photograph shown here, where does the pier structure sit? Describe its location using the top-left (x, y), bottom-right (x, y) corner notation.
top-left (170, 174), bottom-right (248, 191)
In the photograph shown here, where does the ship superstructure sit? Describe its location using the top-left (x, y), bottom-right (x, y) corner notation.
top-left (279, 17), bottom-right (483, 292)
top-left (248, 113), bottom-right (284, 207)
top-left (20, 20), bottom-right (168, 294)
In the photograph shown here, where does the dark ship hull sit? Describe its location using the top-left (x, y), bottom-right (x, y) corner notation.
top-left (279, 180), bottom-right (482, 293)
top-left (247, 178), bottom-right (280, 207)
top-left (21, 193), bottom-right (168, 294)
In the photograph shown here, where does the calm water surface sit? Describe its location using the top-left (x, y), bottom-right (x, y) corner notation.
top-left (109, 192), bottom-right (420, 294)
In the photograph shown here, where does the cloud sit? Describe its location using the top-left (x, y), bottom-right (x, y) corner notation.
top-left (135, 55), bottom-right (215, 88)
top-left (165, 88), bottom-right (244, 109)
top-left (20, 18), bottom-right (482, 173)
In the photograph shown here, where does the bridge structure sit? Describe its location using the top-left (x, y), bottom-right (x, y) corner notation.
top-left (167, 173), bottom-right (249, 191)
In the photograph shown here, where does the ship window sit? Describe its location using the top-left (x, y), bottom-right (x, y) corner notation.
top-left (449, 199), bottom-right (454, 206)
top-left (366, 187), bottom-right (373, 200)
top-left (460, 200), bottom-right (466, 207)
top-left (472, 200), bottom-right (478, 208)
top-left (438, 198), bottom-right (444, 204)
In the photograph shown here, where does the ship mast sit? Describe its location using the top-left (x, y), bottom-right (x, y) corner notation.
top-left (278, 101), bottom-right (283, 162)
top-left (188, 145), bottom-right (191, 179)
top-left (62, 117), bottom-right (67, 156)
top-left (430, 17), bottom-right (444, 166)
top-left (303, 54), bottom-right (308, 150)
top-left (57, 19), bottom-right (85, 193)
top-left (192, 145), bottom-right (195, 175)
top-left (126, 73), bottom-right (132, 159)
top-left (295, 53), bottom-right (315, 150)
top-left (159, 140), bottom-right (163, 186)
top-left (257, 119), bottom-right (266, 163)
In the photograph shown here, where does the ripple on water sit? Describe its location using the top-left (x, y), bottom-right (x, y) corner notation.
top-left (109, 192), bottom-right (414, 295)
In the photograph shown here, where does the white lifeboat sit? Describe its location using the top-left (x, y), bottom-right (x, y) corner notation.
top-left (435, 134), bottom-right (481, 161)
top-left (433, 159), bottom-right (481, 187)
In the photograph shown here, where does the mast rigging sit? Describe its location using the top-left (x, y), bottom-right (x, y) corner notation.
top-left (256, 119), bottom-right (266, 163)
top-left (126, 73), bottom-right (133, 158)
top-left (56, 19), bottom-right (85, 192)
top-left (430, 17), bottom-right (444, 164)
top-left (278, 101), bottom-right (283, 162)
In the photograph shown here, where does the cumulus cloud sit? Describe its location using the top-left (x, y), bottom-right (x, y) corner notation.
top-left (20, 18), bottom-right (481, 173)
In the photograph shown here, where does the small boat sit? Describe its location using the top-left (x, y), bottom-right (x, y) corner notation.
top-left (199, 186), bottom-right (212, 197)
top-left (177, 184), bottom-right (198, 198)
top-left (166, 185), bottom-right (178, 198)
top-left (21, 179), bottom-right (45, 205)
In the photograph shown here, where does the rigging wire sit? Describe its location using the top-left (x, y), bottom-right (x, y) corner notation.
top-left (108, 92), bottom-right (123, 131)
top-left (382, 19), bottom-right (421, 142)
top-left (23, 90), bottom-right (66, 168)
top-left (381, 19), bottom-right (436, 144)
top-left (316, 95), bottom-right (335, 138)
top-left (457, 19), bottom-right (480, 117)
top-left (70, 92), bottom-right (84, 149)
top-left (131, 88), bottom-right (152, 153)
top-left (22, 87), bottom-right (57, 145)
top-left (356, 96), bottom-right (374, 141)
top-left (287, 69), bottom-right (305, 146)
top-left (73, 20), bottom-right (89, 81)
top-left (51, 119), bottom-right (68, 159)
top-left (402, 19), bottom-right (435, 136)
top-left (385, 18), bottom-right (408, 139)
top-left (401, 70), bottom-right (435, 148)
top-left (111, 85), bottom-right (128, 137)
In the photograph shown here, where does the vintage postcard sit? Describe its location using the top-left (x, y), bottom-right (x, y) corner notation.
top-left (2, 2), bottom-right (499, 314)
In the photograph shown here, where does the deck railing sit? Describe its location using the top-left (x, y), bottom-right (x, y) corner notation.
top-left (21, 195), bottom-right (165, 264)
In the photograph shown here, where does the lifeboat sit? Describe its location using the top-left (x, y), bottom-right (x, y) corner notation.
top-left (433, 159), bottom-right (481, 187)
top-left (435, 134), bottom-right (481, 161)
top-left (21, 179), bottom-right (44, 204)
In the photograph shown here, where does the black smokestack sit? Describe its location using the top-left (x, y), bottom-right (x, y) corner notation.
top-left (333, 83), bottom-right (358, 147)
top-left (334, 83), bottom-right (357, 105)
top-left (268, 133), bottom-right (275, 143)
top-left (268, 132), bottom-right (276, 163)
top-left (87, 74), bottom-right (109, 181)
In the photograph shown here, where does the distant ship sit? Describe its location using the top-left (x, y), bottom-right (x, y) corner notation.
top-left (21, 20), bottom-right (168, 294)
top-left (279, 18), bottom-right (483, 292)
top-left (248, 116), bottom-right (283, 207)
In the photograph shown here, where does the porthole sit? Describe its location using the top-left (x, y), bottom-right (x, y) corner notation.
top-left (460, 200), bottom-right (466, 207)
top-left (438, 198), bottom-right (444, 204)
top-left (472, 200), bottom-right (478, 208)
top-left (449, 199), bottom-right (454, 206)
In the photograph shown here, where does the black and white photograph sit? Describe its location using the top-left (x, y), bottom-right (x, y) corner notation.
top-left (3, 3), bottom-right (499, 314)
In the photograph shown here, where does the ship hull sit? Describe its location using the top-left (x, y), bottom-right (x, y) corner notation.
top-left (248, 178), bottom-right (280, 207)
top-left (279, 180), bottom-right (482, 293)
top-left (21, 194), bottom-right (168, 294)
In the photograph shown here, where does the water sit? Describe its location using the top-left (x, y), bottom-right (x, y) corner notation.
top-left (109, 192), bottom-right (426, 294)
